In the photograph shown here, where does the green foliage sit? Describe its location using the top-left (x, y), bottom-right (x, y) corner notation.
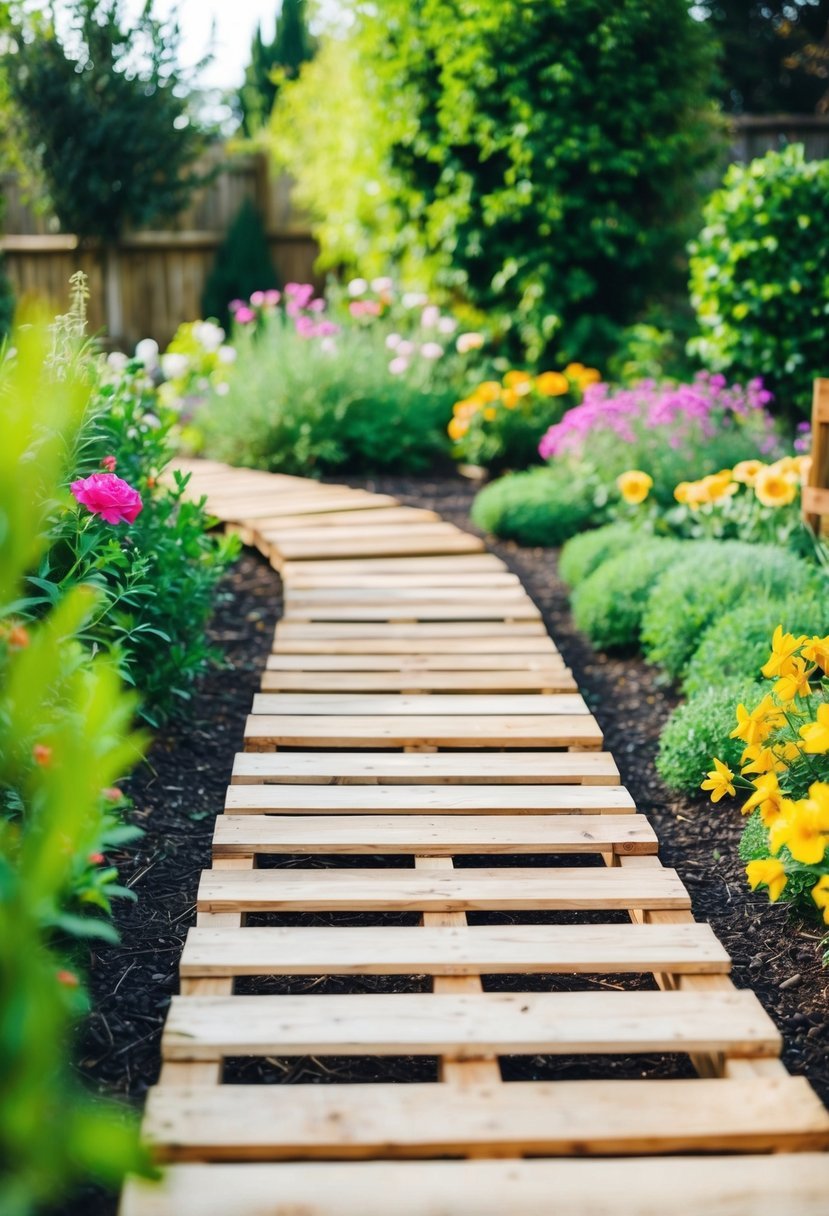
top-left (274, 0), bottom-right (721, 364)
top-left (201, 199), bottom-right (279, 331)
top-left (199, 311), bottom-right (456, 475)
top-left (697, 0), bottom-right (829, 114)
top-left (558, 523), bottom-right (638, 588)
top-left (238, 0), bottom-right (315, 136)
top-left (0, 252), bottom-right (13, 340)
top-left (656, 678), bottom-right (760, 793)
top-left (689, 145), bottom-right (829, 419)
top-left (470, 465), bottom-right (601, 548)
top-left (0, 317), bottom-right (152, 1215)
top-left (641, 541), bottom-right (820, 680)
top-left (5, 0), bottom-right (208, 240)
top-left (683, 594), bottom-right (829, 698)
top-left (571, 538), bottom-right (688, 651)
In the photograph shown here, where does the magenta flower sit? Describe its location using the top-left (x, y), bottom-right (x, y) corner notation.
top-left (100, 455), bottom-right (117, 472)
top-left (234, 306), bottom-right (256, 324)
top-left (70, 473), bottom-right (143, 525)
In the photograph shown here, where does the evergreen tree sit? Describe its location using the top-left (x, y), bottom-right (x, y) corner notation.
top-left (201, 197), bottom-right (279, 329)
top-left (238, 0), bottom-right (314, 136)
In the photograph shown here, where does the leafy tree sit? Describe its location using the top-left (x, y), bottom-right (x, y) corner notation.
top-left (274, 0), bottom-right (722, 365)
top-left (694, 0), bottom-right (829, 114)
top-left (238, 0), bottom-right (314, 137)
top-left (201, 197), bottom-right (279, 328)
top-left (3, 0), bottom-right (209, 241)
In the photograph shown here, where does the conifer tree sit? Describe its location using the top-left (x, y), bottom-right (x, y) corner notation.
top-left (238, 0), bottom-right (314, 136)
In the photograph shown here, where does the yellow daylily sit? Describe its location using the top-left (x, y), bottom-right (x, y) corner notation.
top-left (730, 696), bottom-right (782, 747)
top-left (701, 758), bottom-right (735, 803)
top-left (774, 657), bottom-right (814, 703)
top-left (616, 469), bottom-right (653, 505)
top-left (745, 857), bottom-right (788, 902)
top-left (811, 874), bottom-right (829, 925)
top-left (761, 625), bottom-right (806, 680)
top-left (740, 772), bottom-right (784, 825)
top-left (798, 703), bottom-right (829, 754)
top-left (769, 790), bottom-right (829, 865)
top-left (740, 743), bottom-right (782, 777)
top-left (801, 635), bottom-right (829, 674)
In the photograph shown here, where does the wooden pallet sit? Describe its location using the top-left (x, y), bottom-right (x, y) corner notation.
top-left (124, 461), bottom-right (829, 1215)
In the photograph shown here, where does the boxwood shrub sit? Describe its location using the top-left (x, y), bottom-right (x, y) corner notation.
top-left (470, 465), bottom-right (601, 547)
top-left (558, 522), bottom-right (638, 588)
top-left (656, 677), bottom-right (761, 794)
top-left (571, 538), bottom-right (688, 651)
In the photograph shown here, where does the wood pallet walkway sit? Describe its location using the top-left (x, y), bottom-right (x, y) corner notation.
top-left (121, 460), bottom-right (829, 1215)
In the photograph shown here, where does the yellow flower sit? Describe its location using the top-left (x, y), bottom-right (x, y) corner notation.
top-left (761, 625), bottom-right (806, 680)
top-left (700, 758), bottom-right (735, 803)
top-left (700, 471), bottom-right (739, 503)
top-left (501, 388), bottom-right (520, 409)
top-left (453, 397), bottom-right (479, 418)
top-left (482, 407), bottom-right (497, 421)
top-left (811, 874), bottom-right (829, 925)
top-left (534, 370), bottom-right (570, 397)
top-left (801, 635), bottom-right (829, 674)
top-left (754, 466), bottom-right (798, 508)
top-left (746, 858), bottom-right (788, 902)
top-left (740, 744), bottom-right (779, 777)
top-left (475, 380), bottom-right (502, 404)
top-left (740, 772), bottom-right (784, 824)
top-left (616, 469), bottom-right (653, 505)
top-left (799, 703), bottom-right (829, 754)
top-left (768, 456), bottom-right (801, 478)
top-left (674, 481), bottom-right (691, 504)
top-left (774, 657), bottom-right (813, 703)
top-left (565, 363), bottom-right (601, 388)
top-left (732, 459), bottom-right (765, 486)
top-left (769, 788), bottom-right (829, 865)
top-left (503, 370), bottom-right (533, 395)
top-left (447, 417), bottom-right (468, 441)
top-left (730, 695), bottom-right (782, 747)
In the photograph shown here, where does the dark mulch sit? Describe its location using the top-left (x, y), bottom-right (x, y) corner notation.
top-left (65, 472), bottom-right (828, 1213)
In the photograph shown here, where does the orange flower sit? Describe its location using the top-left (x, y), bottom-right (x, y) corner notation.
top-left (535, 371), bottom-right (569, 397)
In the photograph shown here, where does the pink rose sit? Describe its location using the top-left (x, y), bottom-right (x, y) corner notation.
top-left (101, 455), bottom-right (117, 472)
top-left (70, 473), bottom-right (143, 525)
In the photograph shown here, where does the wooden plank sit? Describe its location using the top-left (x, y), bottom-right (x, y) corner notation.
top-left (260, 669), bottom-right (577, 692)
top-left (243, 713), bottom-right (603, 750)
top-left (271, 533), bottom-right (487, 561)
top-left (179, 922), bottom-right (730, 977)
top-left (229, 750), bottom-right (621, 785)
top-left (143, 1076), bottom-right (829, 1161)
top-left (253, 507), bottom-right (440, 530)
top-left (274, 621), bottom-right (549, 640)
top-left (265, 653), bottom-right (565, 671)
top-left (161, 989), bottom-right (780, 1059)
top-left (231, 493), bottom-right (399, 520)
top-left (223, 782), bottom-right (635, 814)
top-left (119, 1156), bottom-right (829, 1216)
top-left (283, 585), bottom-right (529, 602)
top-left (212, 813), bottom-right (658, 856)
top-left (196, 865), bottom-right (691, 913)
top-left (280, 603), bottom-right (541, 622)
top-left (281, 554), bottom-right (505, 575)
top-left (283, 572), bottom-right (523, 589)
top-left (272, 634), bottom-right (555, 654)
top-left (250, 693), bottom-right (589, 717)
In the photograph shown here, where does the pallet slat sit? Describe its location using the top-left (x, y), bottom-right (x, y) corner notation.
top-left (243, 714), bottom-right (603, 750)
top-left (250, 693), bottom-right (588, 716)
top-left (223, 782), bottom-right (635, 814)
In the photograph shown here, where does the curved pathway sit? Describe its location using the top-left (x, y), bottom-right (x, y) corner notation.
top-left (121, 460), bottom-right (829, 1215)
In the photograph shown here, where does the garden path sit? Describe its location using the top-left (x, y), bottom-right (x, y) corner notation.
top-left (120, 460), bottom-right (829, 1215)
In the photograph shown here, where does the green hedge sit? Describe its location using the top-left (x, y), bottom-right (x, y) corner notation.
top-left (571, 538), bottom-right (688, 651)
top-left (656, 678), bottom-right (761, 794)
top-left (558, 523), bottom-right (637, 588)
top-left (471, 466), bottom-right (600, 547)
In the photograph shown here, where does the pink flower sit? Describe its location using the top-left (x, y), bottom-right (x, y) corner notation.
top-left (420, 342), bottom-right (444, 360)
top-left (264, 289), bottom-right (282, 307)
top-left (250, 291), bottom-right (266, 307)
top-left (234, 306), bottom-right (256, 324)
top-left (70, 473), bottom-right (143, 525)
top-left (388, 356), bottom-right (409, 375)
top-left (100, 455), bottom-right (117, 472)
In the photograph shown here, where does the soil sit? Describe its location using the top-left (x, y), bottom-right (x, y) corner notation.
top-left (65, 473), bottom-right (829, 1214)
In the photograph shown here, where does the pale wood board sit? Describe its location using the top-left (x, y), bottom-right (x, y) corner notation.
top-left (259, 670), bottom-right (577, 692)
top-left (280, 554), bottom-right (506, 574)
top-left (250, 693), bottom-right (589, 716)
top-left (253, 506), bottom-right (440, 530)
top-left (264, 652), bottom-right (566, 670)
top-left (271, 534), bottom-right (487, 561)
top-left (179, 922), bottom-right (730, 977)
top-left (161, 989), bottom-right (780, 1059)
top-left (223, 782), bottom-right (635, 813)
top-left (196, 865), bottom-right (691, 914)
top-left (229, 750), bottom-right (621, 786)
top-left (212, 812), bottom-right (658, 855)
top-left (274, 621), bottom-right (548, 639)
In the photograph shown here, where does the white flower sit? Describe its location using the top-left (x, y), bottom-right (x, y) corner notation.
top-left (388, 356), bottom-right (409, 375)
top-left (371, 276), bottom-right (394, 294)
top-left (134, 338), bottom-right (159, 367)
top-left (161, 352), bottom-right (190, 380)
top-left (193, 320), bottom-right (225, 351)
top-left (217, 344), bottom-right (237, 365)
top-left (320, 337), bottom-right (338, 354)
top-left (106, 350), bottom-right (128, 372)
top-left (142, 412), bottom-right (162, 429)
top-left (347, 277), bottom-right (368, 297)
top-left (396, 339), bottom-right (415, 357)
top-left (402, 291), bottom-right (428, 309)
top-left (385, 333), bottom-right (402, 351)
top-left (420, 305), bottom-right (441, 329)
top-left (456, 331), bottom-right (485, 354)
top-left (420, 342), bottom-right (444, 360)
top-left (215, 381), bottom-right (230, 396)
top-left (437, 316), bottom-right (458, 335)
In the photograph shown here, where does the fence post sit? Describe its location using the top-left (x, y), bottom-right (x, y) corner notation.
top-left (802, 379), bottom-right (829, 534)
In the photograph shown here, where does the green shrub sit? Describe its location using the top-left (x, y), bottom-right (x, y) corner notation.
top-left (201, 199), bottom-right (279, 331)
top-left (683, 595), bottom-right (829, 698)
top-left (641, 541), bottom-right (819, 680)
top-left (656, 678), bottom-right (761, 794)
top-left (689, 145), bottom-right (829, 419)
top-left (273, 0), bottom-right (721, 364)
top-left (558, 523), bottom-right (638, 588)
top-left (200, 309), bottom-right (457, 475)
top-left (471, 465), bottom-right (601, 548)
top-left (572, 538), bottom-right (688, 651)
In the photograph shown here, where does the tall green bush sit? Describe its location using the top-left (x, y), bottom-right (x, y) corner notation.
top-left (689, 145), bottom-right (829, 419)
top-left (274, 0), bottom-right (721, 363)
top-left (202, 199), bottom-right (279, 330)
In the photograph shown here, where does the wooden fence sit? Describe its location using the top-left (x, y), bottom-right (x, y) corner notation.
top-left (731, 113), bottom-right (829, 162)
top-left (0, 151), bottom-right (319, 349)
